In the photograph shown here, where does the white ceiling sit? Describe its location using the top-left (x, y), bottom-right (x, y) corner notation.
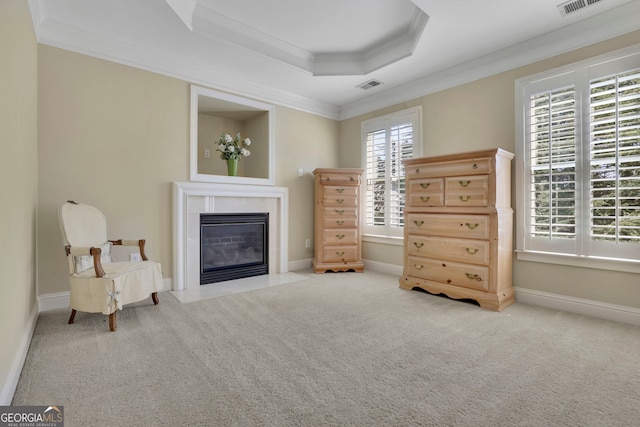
top-left (29, 0), bottom-right (640, 120)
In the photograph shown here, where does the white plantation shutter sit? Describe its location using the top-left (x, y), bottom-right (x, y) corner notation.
top-left (362, 107), bottom-right (421, 238)
top-left (517, 48), bottom-right (640, 265)
top-left (589, 68), bottom-right (640, 250)
top-left (528, 86), bottom-right (577, 243)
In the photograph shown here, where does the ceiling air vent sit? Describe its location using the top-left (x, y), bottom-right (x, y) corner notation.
top-left (357, 79), bottom-right (383, 90)
top-left (557, 0), bottom-right (603, 16)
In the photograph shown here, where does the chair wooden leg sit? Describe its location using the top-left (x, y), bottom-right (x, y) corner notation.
top-left (152, 292), bottom-right (159, 305)
top-left (108, 312), bottom-right (117, 332)
top-left (68, 309), bottom-right (77, 324)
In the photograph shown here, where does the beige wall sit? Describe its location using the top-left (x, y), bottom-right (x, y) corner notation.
top-left (0, 0), bottom-right (38, 403)
top-left (37, 46), bottom-right (189, 295)
top-left (36, 46), bottom-right (339, 297)
top-left (339, 30), bottom-right (640, 309)
top-left (274, 107), bottom-right (340, 260)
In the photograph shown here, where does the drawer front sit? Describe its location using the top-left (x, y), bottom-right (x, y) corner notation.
top-left (407, 158), bottom-right (492, 178)
top-left (408, 178), bottom-right (444, 207)
top-left (323, 194), bottom-right (358, 207)
top-left (323, 246), bottom-right (358, 263)
top-left (324, 186), bottom-right (358, 197)
top-left (323, 207), bottom-right (358, 219)
top-left (445, 176), bottom-right (489, 207)
top-left (323, 215), bottom-right (357, 228)
top-left (407, 235), bottom-right (490, 266)
top-left (407, 214), bottom-right (489, 239)
top-left (408, 256), bottom-right (489, 291)
top-left (319, 173), bottom-right (361, 185)
top-left (323, 229), bottom-right (358, 245)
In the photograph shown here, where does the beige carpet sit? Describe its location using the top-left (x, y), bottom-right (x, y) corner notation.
top-left (12, 270), bottom-right (640, 426)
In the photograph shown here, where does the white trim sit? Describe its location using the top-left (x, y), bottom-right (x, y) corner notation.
top-left (173, 181), bottom-right (289, 291)
top-left (363, 259), bottom-right (403, 276)
top-left (38, 291), bottom-right (70, 312)
top-left (0, 304), bottom-right (38, 405)
top-left (288, 258), bottom-right (313, 272)
top-left (362, 234), bottom-right (404, 246)
top-left (515, 250), bottom-right (640, 274)
top-left (37, 278), bottom-right (174, 313)
top-left (29, 1), bottom-right (640, 121)
top-left (189, 85), bottom-right (276, 186)
top-left (515, 286), bottom-right (640, 326)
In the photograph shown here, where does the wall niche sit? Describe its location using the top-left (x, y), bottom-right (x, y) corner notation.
top-left (190, 85), bottom-right (275, 185)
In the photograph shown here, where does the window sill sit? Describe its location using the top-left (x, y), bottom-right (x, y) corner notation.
top-left (362, 234), bottom-right (404, 246)
top-left (515, 250), bottom-right (640, 274)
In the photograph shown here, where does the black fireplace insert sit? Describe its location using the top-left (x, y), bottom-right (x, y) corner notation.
top-left (200, 212), bottom-right (268, 284)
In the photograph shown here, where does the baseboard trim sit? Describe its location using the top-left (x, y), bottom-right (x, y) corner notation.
top-left (363, 259), bottom-right (403, 276)
top-left (38, 278), bottom-right (174, 312)
top-left (0, 304), bottom-right (38, 405)
top-left (288, 258), bottom-right (312, 271)
top-left (364, 261), bottom-right (640, 326)
top-left (514, 287), bottom-right (640, 326)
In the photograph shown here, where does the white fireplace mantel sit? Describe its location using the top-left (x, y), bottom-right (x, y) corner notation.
top-left (172, 181), bottom-right (288, 291)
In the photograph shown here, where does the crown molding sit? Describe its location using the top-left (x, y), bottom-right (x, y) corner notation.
top-left (31, 12), bottom-right (340, 119)
top-left (190, 1), bottom-right (427, 76)
top-left (338, 0), bottom-right (640, 120)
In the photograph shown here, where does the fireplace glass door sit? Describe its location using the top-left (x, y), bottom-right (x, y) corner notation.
top-left (200, 213), bottom-right (268, 284)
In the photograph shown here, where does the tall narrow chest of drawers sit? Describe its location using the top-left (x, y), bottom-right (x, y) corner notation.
top-left (313, 168), bottom-right (364, 273)
top-left (400, 149), bottom-right (514, 311)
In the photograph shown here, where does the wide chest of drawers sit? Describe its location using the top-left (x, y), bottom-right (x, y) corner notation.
top-left (400, 149), bottom-right (514, 311)
top-left (313, 168), bottom-right (364, 273)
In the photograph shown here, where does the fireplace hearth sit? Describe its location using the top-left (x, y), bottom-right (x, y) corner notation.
top-left (200, 213), bottom-right (268, 284)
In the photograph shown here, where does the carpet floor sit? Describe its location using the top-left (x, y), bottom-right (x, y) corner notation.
top-left (12, 270), bottom-right (640, 426)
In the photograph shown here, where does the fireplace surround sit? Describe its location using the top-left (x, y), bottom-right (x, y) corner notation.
top-left (173, 182), bottom-right (288, 291)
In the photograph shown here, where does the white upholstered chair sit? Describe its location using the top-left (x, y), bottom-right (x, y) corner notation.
top-left (59, 201), bottom-right (162, 331)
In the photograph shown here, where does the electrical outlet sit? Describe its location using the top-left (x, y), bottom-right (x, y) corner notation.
top-left (130, 253), bottom-right (142, 262)
top-left (305, 238), bottom-right (311, 248)
top-left (204, 149), bottom-right (211, 158)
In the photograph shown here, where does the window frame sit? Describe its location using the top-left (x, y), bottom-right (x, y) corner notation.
top-left (515, 44), bottom-right (640, 273)
top-left (361, 106), bottom-right (423, 242)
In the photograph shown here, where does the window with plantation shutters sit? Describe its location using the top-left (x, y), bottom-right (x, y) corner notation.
top-left (516, 46), bottom-right (640, 270)
top-left (362, 107), bottom-right (422, 239)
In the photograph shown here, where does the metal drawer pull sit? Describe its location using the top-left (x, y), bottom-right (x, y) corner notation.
top-left (350, 176), bottom-right (355, 181)
top-left (413, 220), bottom-right (424, 227)
top-left (337, 188), bottom-right (345, 193)
top-left (466, 248), bottom-right (478, 255)
top-left (420, 196), bottom-right (430, 202)
top-left (414, 264), bottom-right (424, 270)
top-left (325, 177), bottom-right (331, 181)
top-left (466, 273), bottom-right (481, 281)
top-left (413, 242), bottom-right (424, 249)
top-left (472, 163), bottom-right (478, 169)
top-left (336, 199), bottom-right (344, 204)
top-left (336, 234), bottom-right (345, 239)
top-left (336, 220), bottom-right (344, 225)
top-left (336, 251), bottom-right (345, 256)
top-left (459, 195), bottom-right (471, 202)
top-left (465, 222), bottom-right (479, 230)
top-left (334, 209), bottom-right (344, 215)
top-left (459, 180), bottom-right (470, 187)
top-left (420, 183), bottom-right (430, 189)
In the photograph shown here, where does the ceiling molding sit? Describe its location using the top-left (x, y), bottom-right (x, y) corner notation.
top-left (189, 1), bottom-right (428, 76)
top-left (31, 12), bottom-right (340, 119)
top-left (338, 0), bottom-right (640, 120)
top-left (27, 0), bottom-right (640, 122)
top-left (163, 0), bottom-right (197, 31)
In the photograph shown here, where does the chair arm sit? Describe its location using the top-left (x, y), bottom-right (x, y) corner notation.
top-left (109, 239), bottom-right (148, 261)
top-left (65, 245), bottom-right (106, 278)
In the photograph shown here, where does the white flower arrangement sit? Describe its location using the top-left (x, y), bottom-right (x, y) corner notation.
top-left (215, 132), bottom-right (251, 161)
